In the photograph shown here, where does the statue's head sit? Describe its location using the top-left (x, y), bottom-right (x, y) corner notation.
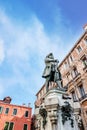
top-left (46, 53), bottom-right (54, 59)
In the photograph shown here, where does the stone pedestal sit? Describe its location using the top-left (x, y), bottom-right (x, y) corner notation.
top-left (45, 89), bottom-right (59, 130)
top-left (49, 113), bottom-right (58, 130)
top-left (35, 88), bottom-right (79, 130)
top-left (34, 53), bottom-right (80, 130)
top-left (45, 88), bottom-right (79, 130)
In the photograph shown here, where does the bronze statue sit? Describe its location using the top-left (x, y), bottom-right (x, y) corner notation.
top-left (42, 53), bottom-right (67, 92)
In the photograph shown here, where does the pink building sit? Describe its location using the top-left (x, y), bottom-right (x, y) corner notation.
top-left (0, 97), bottom-right (32, 130)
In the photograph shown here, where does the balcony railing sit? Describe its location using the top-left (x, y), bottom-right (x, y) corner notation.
top-left (83, 65), bottom-right (87, 71)
top-left (73, 72), bottom-right (81, 81)
top-left (79, 93), bottom-right (87, 101)
top-left (66, 73), bottom-right (81, 87)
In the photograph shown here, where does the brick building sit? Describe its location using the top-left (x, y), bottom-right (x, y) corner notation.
top-left (59, 25), bottom-right (87, 130)
top-left (0, 96), bottom-right (32, 130)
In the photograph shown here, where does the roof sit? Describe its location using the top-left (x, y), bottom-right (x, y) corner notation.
top-left (0, 101), bottom-right (32, 109)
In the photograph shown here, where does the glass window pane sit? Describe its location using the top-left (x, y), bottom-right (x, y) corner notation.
top-left (23, 124), bottom-right (28, 130)
top-left (77, 46), bottom-right (82, 53)
top-left (25, 111), bottom-right (28, 117)
top-left (78, 85), bottom-right (85, 97)
top-left (13, 109), bottom-right (17, 115)
top-left (71, 91), bottom-right (77, 102)
top-left (82, 57), bottom-right (87, 67)
top-left (9, 122), bottom-right (14, 130)
top-left (85, 39), bottom-right (87, 43)
top-left (0, 106), bottom-right (3, 113)
top-left (4, 122), bottom-right (9, 130)
top-left (5, 108), bottom-right (9, 114)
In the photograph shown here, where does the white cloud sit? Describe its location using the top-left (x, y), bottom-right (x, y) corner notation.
top-left (0, 8), bottom-right (81, 106)
top-left (0, 10), bottom-right (60, 94)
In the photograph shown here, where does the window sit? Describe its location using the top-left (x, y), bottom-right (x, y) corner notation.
top-left (4, 122), bottom-right (9, 130)
top-left (85, 39), bottom-right (87, 43)
top-left (9, 122), bottom-right (14, 130)
top-left (71, 91), bottom-right (77, 102)
top-left (85, 111), bottom-right (87, 115)
top-left (84, 37), bottom-right (87, 44)
top-left (82, 56), bottom-right (87, 67)
top-left (66, 73), bottom-right (71, 82)
top-left (0, 106), bottom-right (3, 113)
top-left (72, 67), bottom-right (78, 78)
top-left (69, 55), bottom-right (73, 63)
top-left (13, 109), bottom-right (17, 115)
top-left (64, 61), bottom-right (69, 69)
top-left (23, 124), bottom-right (28, 130)
top-left (77, 46), bottom-right (82, 53)
top-left (25, 111), bottom-right (29, 117)
top-left (78, 84), bottom-right (85, 97)
top-left (4, 122), bottom-right (14, 130)
top-left (5, 108), bottom-right (9, 114)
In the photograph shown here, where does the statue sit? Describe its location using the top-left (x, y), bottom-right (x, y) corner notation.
top-left (61, 101), bottom-right (74, 128)
top-left (42, 53), bottom-right (67, 92)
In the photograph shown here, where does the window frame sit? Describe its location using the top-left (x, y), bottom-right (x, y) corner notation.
top-left (23, 124), bottom-right (28, 130)
top-left (4, 122), bottom-right (9, 130)
top-left (5, 108), bottom-right (9, 114)
top-left (78, 84), bottom-right (85, 97)
top-left (71, 67), bottom-right (78, 78)
top-left (69, 55), bottom-right (73, 63)
top-left (64, 61), bottom-right (69, 69)
top-left (0, 106), bottom-right (3, 114)
top-left (24, 111), bottom-right (29, 118)
top-left (71, 90), bottom-right (77, 102)
top-left (82, 56), bottom-right (87, 67)
top-left (84, 36), bottom-right (87, 44)
top-left (66, 72), bottom-right (70, 82)
top-left (12, 108), bottom-right (17, 116)
top-left (9, 122), bottom-right (14, 130)
top-left (77, 45), bottom-right (82, 53)
top-left (4, 122), bottom-right (14, 130)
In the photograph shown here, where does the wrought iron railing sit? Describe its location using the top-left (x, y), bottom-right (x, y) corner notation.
top-left (66, 73), bottom-right (81, 87)
top-left (73, 72), bottom-right (81, 81)
top-left (79, 94), bottom-right (87, 101)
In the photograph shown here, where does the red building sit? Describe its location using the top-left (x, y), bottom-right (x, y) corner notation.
top-left (0, 97), bottom-right (32, 130)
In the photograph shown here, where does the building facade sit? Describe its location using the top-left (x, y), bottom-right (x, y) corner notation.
top-left (59, 25), bottom-right (87, 130)
top-left (0, 97), bottom-right (32, 130)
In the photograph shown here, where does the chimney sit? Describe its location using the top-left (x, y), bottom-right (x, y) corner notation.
top-left (22, 103), bottom-right (26, 106)
top-left (83, 24), bottom-right (87, 31)
top-left (28, 103), bottom-right (31, 107)
top-left (3, 96), bottom-right (12, 104)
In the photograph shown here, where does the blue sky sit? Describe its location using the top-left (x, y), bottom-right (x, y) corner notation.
top-left (0, 0), bottom-right (87, 111)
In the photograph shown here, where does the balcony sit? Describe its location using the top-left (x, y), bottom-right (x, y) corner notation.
top-left (79, 93), bottom-right (87, 101)
top-left (83, 65), bottom-right (87, 72)
top-left (73, 73), bottom-right (81, 81)
top-left (66, 73), bottom-right (81, 88)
